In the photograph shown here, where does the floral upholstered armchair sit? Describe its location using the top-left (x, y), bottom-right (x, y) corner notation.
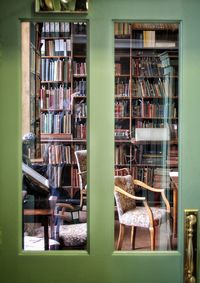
top-left (114, 175), bottom-right (171, 250)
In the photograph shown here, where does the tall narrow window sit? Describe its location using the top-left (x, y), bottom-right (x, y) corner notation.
top-left (114, 22), bottom-right (179, 251)
top-left (22, 21), bottom-right (87, 251)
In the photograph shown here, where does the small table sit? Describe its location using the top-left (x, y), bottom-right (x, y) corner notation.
top-left (169, 173), bottom-right (178, 238)
top-left (23, 196), bottom-right (57, 250)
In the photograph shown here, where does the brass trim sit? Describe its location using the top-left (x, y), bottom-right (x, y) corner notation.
top-left (184, 209), bottom-right (198, 283)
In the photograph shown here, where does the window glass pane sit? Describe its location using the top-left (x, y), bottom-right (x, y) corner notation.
top-left (114, 22), bottom-right (179, 251)
top-left (21, 21), bottom-right (87, 251)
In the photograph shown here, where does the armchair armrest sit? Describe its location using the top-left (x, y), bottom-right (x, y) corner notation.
top-left (78, 170), bottom-right (87, 176)
top-left (133, 179), bottom-right (164, 193)
top-left (56, 202), bottom-right (75, 211)
top-left (133, 179), bottom-right (170, 213)
top-left (114, 186), bottom-right (145, 201)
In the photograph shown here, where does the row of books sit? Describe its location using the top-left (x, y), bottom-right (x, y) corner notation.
top-left (41, 58), bottom-right (71, 82)
top-left (40, 112), bottom-right (72, 134)
top-left (115, 58), bottom-right (177, 78)
top-left (44, 166), bottom-right (86, 189)
top-left (40, 86), bottom-right (72, 111)
top-left (74, 123), bottom-right (86, 139)
top-left (41, 38), bottom-right (71, 57)
top-left (47, 165), bottom-right (63, 188)
top-left (46, 144), bottom-right (71, 165)
top-left (132, 78), bottom-right (174, 97)
top-left (132, 57), bottom-right (164, 77)
top-left (73, 79), bottom-right (87, 96)
top-left (115, 79), bottom-right (176, 98)
top-left (135, 143), bottom-right (167, 165)
top-left (73, 22), bottom-right (87, 35)
top-left (115, 79), bottom-right (130, 96)
top-left (132, 30), bottom-right (156, 48)
top-left (72, 168), bottom-right (80, 187)
top-left (167, 145), bottom-right (178, 166)
top-left (41, 143), bottom-right (86, 165)
top-left (131, 23), bottom-right (178, 31)
top-left (133, 120), bottom-right (167, 128)
top-left (42, 22), bottom-right (71, 38)
top-left (73, 61), bottom-right (87, 76)
top-left (115, 62), bottom-right (130, 76)
top-left (115, 101), bottom-right (129, 118)
top-left (114, 23), bottom-right (131, 36)
top-left (141, 153), bottom-right (163, 165)
top-left (132, 30), bottom-right (177, 48)
top-left (115, 145), bottom-right (128, 165)
top-left (132, 101), bottom-right (177, 118)
top-left (74, 101), bottom-right (87, 118)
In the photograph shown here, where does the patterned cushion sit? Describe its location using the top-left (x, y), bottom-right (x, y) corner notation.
top-left (114, 175), bottom-right (136, 215)
top-left (59, 223), bottom-right (87, 247)
top-left (120, 207), bottom-right (166, 228)
top-left (75, 150), bottom-right (87, 190)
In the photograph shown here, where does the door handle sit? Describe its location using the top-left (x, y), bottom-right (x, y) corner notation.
top-left (184, 210), bottom-right (198, 283)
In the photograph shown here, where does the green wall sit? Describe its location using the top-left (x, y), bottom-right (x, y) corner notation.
top-left (0, 0), bottom-right (200, 283)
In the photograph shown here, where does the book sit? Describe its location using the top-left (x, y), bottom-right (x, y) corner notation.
top-left (22, 162), bottom-right (49, 190)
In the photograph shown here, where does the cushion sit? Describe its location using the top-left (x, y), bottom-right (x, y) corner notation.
top-left (114, 175), bottom-right (136, 214)
top-left (120, 207), bottom-right (166, 228)
top-left (59, 223), bottom-right (87, 247)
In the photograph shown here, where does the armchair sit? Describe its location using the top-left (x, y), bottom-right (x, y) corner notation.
top-left (114, 175), bottom-right (171, 250)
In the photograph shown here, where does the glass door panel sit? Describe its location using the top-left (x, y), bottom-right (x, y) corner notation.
top-left (21, 21), bottom-right (87, 251)
top-left (114, 22), bottom-right (179, 251)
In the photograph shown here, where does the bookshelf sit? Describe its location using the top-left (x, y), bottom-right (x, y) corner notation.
top-left (114, 22), bottom-right (179, 202)
top-left (29, 21), bottom-right (87, 197)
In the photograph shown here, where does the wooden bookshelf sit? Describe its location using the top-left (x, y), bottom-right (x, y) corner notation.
top-left (29, 21), bottom-right (87, 195)
top-left (114, 22), bottom-right (179, 196)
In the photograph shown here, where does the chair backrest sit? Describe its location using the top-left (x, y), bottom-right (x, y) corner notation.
top-left (114, 175), bottom-right (136, 217)
top-left (75, 150), bottom-right (87, 190)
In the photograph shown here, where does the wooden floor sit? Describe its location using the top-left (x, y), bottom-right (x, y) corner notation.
top-left (114, 219), bottom-right (177, 251)
top-left (25, 209), bottom-right (177, 251)
top-left (57, 210), bottom-right (177, 251)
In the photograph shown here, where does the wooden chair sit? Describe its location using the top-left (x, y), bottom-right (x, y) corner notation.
top-left (115, 167), bottom-right (130, 176)
top-left (55, 149), bottom-right (87, 224)
top-left (114, 175), bottom-right (171, 250)
top-left (74, 149), bottom-right (87, 210)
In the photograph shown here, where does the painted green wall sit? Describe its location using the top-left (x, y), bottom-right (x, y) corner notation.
top-left (0, 0), bottom-right (200, 282)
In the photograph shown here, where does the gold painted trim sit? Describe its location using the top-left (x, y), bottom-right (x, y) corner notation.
top-left (184, 209), bottom-right (198, 283)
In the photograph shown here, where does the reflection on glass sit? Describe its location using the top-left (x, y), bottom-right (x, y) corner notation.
top-left (21, 21), bottom-right (87, 251)
top-left (114, 22), bottom-right (179, 251)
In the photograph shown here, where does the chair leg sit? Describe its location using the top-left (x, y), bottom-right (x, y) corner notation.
top-left (167, 217), bottom-right (173, 250)
top-left (131, 226), bottom-right (136, 250)
top-left (117, 224), bottom-right (125, 250)
top-left (149, 226), bottom-right (155, 250)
